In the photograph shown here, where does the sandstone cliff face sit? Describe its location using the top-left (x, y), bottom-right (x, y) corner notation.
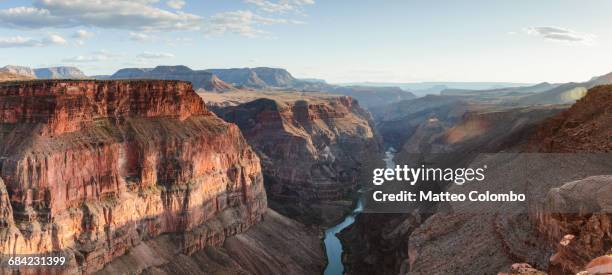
top-left (207, 91), bottom-right (382, 225)
top-left (0, 80), bottom-right (267, 273)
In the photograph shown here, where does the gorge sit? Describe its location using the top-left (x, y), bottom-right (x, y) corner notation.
top-left (0, 80), bottom-right (324, 274)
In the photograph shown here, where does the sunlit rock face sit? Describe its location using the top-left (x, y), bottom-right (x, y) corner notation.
top-left (0, 80), bottom-right (267, 273)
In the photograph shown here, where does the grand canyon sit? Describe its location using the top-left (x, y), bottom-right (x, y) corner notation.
top-left (0, 63), bottom-right (609, 275)
top-left (0, 2), bottom-right (610, 274)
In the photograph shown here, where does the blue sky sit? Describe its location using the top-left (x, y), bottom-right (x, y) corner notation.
top-left (0, 0), bottom-right (611, 83)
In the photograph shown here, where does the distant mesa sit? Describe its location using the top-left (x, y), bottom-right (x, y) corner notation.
top-left (204, 67), bottom-right (300, 89)
top-left (34, 66), bottom-right (87, 79)
top-left (0, 71), bottom-right (35, 82)
top-left (109, 65), bottom-right (235, 92)
top-left (331, 85), bottom-right (416, 108)
top-left (0, 65), bottom-right (87, 79)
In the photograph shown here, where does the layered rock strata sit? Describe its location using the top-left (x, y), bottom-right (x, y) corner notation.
top-left (206, 91), bottom-right (382, 225)
top-left (0, 80), bottom-right (267, 273)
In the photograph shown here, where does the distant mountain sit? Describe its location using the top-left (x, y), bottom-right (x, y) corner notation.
top-left (300, 78), bottom-right (327, 84)
top-left (204, 67), bottom-right (298, 89)
top-left (0, 71), bottom-right (35, 82)
top-left (513, 72), bottom-right (612, 106)
top-left (34, 67), bottom-right (87, 79)
top-left (0, 65), bottom-right (36, 78)
top-left (109, 65), bottom-right (234, 92)
top-left (108, 68), bottom-right (153, 79)
top-left (440, 82), bottom-right (559, 96)
top-left (588, 71), bottom-right (612, 86)
top-left (330, 86), bottom-right (416, 109)
top-left (0, 65), bottom-right (87, 79)
top-left (203, 67), bottom-right (417, 108)
top-left (341, 82), bottom-right (532, 96)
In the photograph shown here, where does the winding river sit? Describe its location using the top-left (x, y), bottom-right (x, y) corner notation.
top-left (323, 148), bottom-right (396, 275)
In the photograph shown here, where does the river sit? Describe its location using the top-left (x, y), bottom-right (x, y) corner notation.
top-left (323, 148), bottom-right (396, 275)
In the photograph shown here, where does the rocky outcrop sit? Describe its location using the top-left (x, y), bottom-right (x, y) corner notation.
top-left (535, 176), bottom-right (611, 274)
top-left (529, 84), bottom-right (612, 152)
top-left (207, 91), bottom-right (382, 225)
top-left (110, 66), bottom-right (234, 92)
top-left (0, 80), bottom-right (267, 273)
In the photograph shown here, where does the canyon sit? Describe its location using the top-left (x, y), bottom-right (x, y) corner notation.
top-left (0, 80), bottom-right (324, 274)
top-left (340, 84), bottom-right (612, 275)
top-left (204, 90), bottom-right (383, 226)
top-left (0, 65), bottom-right (609, 275)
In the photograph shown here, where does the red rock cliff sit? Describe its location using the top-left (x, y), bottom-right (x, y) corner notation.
top-left (0, 80), bottom-right (267, 273)
top-left (208, 92), bottom-right (382, 225)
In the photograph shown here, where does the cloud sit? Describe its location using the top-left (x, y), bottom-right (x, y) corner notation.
top-left (166, 0), bottom-right (186, 10)
top-left (128, 32), bottom-right (193, 46)
top-left (137, 51), bottom-right (175, 59)
top-left (46, 34), bottom-right (67, 45)
top-left (0, 34), bottom-right (66, 47)
top-left (205, 10), bottom-right (304, 38)
top-left (0, 0), bottom-right (202, 31)
top-left (244, 0), bottom-right (314, 13)
top-left (525, 26), bottom-right (596, 44)
top-left (129, 32), bottom-right (155, 42)
top-left (62, 49), bottom-right (120, 62)
top-left (73, 29), bottom-right (94, 39)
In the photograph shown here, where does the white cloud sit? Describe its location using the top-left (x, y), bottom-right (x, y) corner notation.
top-left (62, 49), bottom-right (120, 62)
top-left (0, 34), bottom-right (67, 47)
top-left (205, 10), bottom-right (304, 38)
top-left (0, 36), bottom-right (42, 47)
top-left (244, 0), bottom-right (314, 13)
top-left (0, 0), bottom-right (202, 31)
top-left (46, 34), bottom-right (67, 45)
top-left (137, 51), bottom-right (175, 59)
top-left (525, 26), bottom-right (596, 45)
top-left (129, 32), bottom-right (155, 42)
top-left (73, 29), bottom-right (94, 39)
top-left (166, 0), bottom-right (186, 10)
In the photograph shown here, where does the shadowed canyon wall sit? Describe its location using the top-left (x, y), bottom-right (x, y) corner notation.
top-left (208, 92), bottom-right (383, 225)
top-left (341, 85), bottom-right (611, 275)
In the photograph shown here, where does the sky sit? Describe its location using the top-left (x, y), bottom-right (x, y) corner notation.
top-left (0, 0), bottom-right (611, 84)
